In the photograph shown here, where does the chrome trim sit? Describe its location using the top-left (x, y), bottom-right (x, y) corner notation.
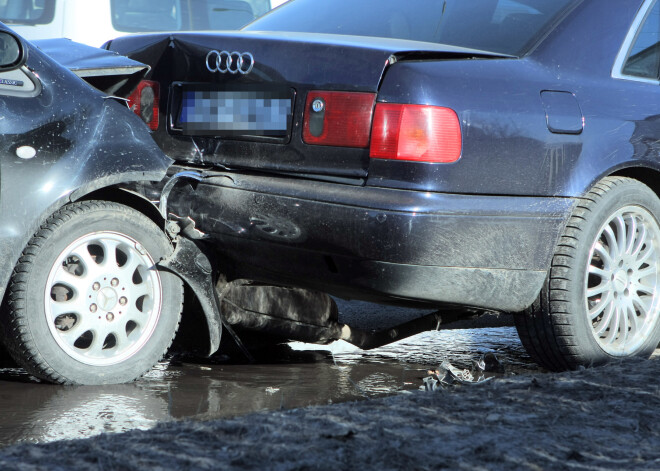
top-left (612, 0), bottom-right (659, 84)
top-left (0, 66), bottom-right (41, 98)
top-left (205, 50), bottom-right (254, 75)
top-left (168, 82), bottom-right (183, 132)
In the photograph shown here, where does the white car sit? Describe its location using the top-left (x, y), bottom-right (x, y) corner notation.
top-left (0, 0), bottom-right (287, 47)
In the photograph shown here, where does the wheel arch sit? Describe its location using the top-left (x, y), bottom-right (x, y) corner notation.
top-left (516, 175), bottom-right (660, 370)
top-left (610, 166), bottom-right (660, 198)
top-left (72, 185), bottom-right (218, 354)
top-left (73, 185), bottom-right (165, 230)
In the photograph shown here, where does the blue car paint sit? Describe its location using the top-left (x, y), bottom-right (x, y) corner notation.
top-left (104, 0), bottom-right (660, 313)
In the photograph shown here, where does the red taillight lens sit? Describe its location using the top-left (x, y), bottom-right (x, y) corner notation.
top-left (370, 104), bottom-right (462, 163)
top-left (127, 80), bottom-right (160, 131)
top-left (302, 91), bottom-right (375, 147)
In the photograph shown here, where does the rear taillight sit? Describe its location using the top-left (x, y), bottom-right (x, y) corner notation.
top-left (370, 104), bottom-right (462, 163)
top-left (302, 91), bottom-right (375, 147)
top-left (127, 80), bottom-right (160, 131)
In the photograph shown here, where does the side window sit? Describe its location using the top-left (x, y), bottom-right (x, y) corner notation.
top-left (111, 0), bottom-right (182, 33)
top-left (622, 0), bottom-right (660, 80)
top-left (0, 0), bottom-right (56, 25)
top-left (205, 0), bottom-right (257, 30)
top-left (188, 0), bottom-right (271, 31)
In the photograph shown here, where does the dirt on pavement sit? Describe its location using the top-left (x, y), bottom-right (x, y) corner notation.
top-left (0, 355), bottom-right (657, 470)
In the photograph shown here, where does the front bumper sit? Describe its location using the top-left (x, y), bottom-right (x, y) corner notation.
top-left (167, 171), bottom-right (576, 312)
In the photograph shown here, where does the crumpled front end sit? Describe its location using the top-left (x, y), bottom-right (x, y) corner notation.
top-left (0, 35), bottom-right (173, 303)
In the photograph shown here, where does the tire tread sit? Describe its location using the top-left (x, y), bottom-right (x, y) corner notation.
top-left (515, 176), bottom-right (639, 371)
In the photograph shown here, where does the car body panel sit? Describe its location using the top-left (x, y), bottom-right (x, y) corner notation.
top-left (33, 37), bottom-right (146, 77)
top-left (162, 168), bottom-right (574, 311)
top-left (106, 31), bottom-right (508, 179)
top-left (32, 37), bottom-right (148, 95)
top-left (0, 26), bottom-right (172, 303)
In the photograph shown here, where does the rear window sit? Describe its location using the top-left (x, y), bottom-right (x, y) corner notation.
top-left (0, 0), bottom-right (55, 25)
top-left (110, 0), bottom-right (271, 32)
top-left (245, 0), bottom-right (581, 56)
top-left (622, 0), bottom-right (660, 80)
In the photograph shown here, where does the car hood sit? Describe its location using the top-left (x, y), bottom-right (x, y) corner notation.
top-left (32, 38), bottom-right (149, 97)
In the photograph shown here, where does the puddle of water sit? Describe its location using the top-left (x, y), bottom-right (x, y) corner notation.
top-left (0, 327), bottom-right (536, 447)
top-left (320, 326), bottom-right (532, 368)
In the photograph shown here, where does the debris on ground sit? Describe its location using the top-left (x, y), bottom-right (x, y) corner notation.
top-left (472, 352), bottom-right (505, 374)
top-left (422, 354), bottom-right (504, 390)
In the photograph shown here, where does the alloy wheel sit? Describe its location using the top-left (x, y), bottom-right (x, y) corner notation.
top-left (44, 231), bottom-right (163, 366)
top-left (585, 206), bottom-right (660, 355)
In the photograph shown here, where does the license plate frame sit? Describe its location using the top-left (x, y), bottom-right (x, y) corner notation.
top-left (169, 82), bottom-right (295, 140)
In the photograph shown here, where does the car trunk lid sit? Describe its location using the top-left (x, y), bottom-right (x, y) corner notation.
top-left (107, 31), bottom-right (504, 179)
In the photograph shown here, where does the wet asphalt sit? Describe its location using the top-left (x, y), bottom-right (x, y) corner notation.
top-left (0, 301), bottom-right (538, 447)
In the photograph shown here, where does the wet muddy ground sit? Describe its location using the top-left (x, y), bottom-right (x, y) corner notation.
top-left (0, 314), bottom-right (538, 447)
top-left (1, 354), bottom-right (657, 470)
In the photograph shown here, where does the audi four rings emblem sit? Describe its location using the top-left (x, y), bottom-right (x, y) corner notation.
top-left (206, 50), bottom-right (254, 74)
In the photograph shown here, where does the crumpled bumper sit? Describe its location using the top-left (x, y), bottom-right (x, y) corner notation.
top-left (167, 170), bottom-right (576, 312)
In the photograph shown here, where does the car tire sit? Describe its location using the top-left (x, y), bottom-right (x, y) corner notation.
top-left (1, 201), bottom-right (183, 385)
top-left (515, 176), bottom-right (660, 371)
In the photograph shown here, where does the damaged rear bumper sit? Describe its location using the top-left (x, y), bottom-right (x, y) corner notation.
top-left (166, 170), bottom-right (576, 312)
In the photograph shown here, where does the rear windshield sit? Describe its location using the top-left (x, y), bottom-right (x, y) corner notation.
top-left (110, 0), bottom-right (271, 32)
top-left (245, 0), bottom-right (581, 56)
top-left (0, 0), bottom-right (55, 25)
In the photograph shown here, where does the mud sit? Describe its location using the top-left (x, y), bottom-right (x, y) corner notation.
top-left (0, 355), bottom-right (657, 470)
top-left (0, 326), bottom-right (534, 447)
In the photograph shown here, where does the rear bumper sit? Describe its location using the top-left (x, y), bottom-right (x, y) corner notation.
top-left (167, 171), bottom-right (576, 311)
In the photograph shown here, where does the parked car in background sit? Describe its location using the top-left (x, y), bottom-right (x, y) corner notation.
top-left (105, 0), bottom-right (660, 372)
top-left (0, 27), bottom-right (186, 385)
top-left (0, 0), bottom-right (287, 47)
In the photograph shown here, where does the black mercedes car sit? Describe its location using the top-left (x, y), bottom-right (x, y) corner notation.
top-left (0, 32), bottom-right (186, 385)
top-left (105, 0), bottom-right (660, 372)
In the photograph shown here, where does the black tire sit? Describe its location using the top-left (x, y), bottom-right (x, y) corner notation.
top-left (515, 177), bottom-right (660, 371)
top-left (1, 201), bottom-right (183, 385)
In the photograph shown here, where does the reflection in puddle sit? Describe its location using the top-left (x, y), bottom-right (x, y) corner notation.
top-left (0, 327), bottom-right (536, 447)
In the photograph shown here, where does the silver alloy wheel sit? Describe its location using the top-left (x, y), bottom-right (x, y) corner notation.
top-left (585, 205), bottom-right (660, 355)
top-left (44, 231), bottom-right (163, 366)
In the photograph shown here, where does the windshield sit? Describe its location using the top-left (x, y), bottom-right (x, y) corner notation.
top-left (245, 0), bottom-right (581, 56)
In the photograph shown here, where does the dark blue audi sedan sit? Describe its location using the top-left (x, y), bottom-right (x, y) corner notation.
top-left (105, 0), bottom-right (660, 371)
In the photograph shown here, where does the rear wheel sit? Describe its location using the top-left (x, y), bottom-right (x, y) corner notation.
top-left (1, 201), bottom-right (183, 384)
top-left (515, 177), bottom-right (660, 370)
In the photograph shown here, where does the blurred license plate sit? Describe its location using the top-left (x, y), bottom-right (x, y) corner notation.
top-left (177, 87), bottom-right (293, 137)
